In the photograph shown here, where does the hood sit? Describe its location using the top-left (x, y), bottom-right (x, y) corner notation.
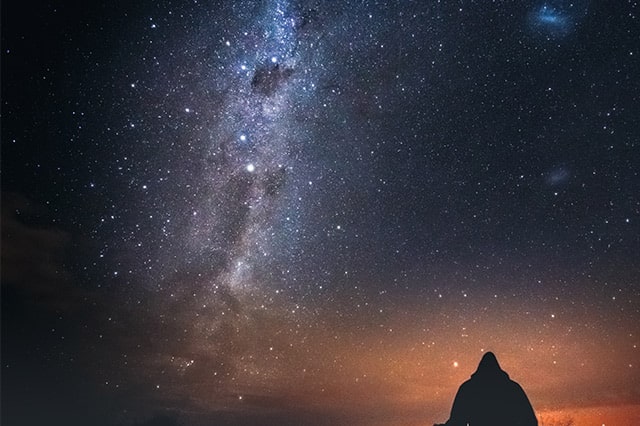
top-left (471, 352), bottom-right (510, 380)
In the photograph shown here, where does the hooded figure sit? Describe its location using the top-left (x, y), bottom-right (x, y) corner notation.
top-left (435, 352), bottom-right (537, 426)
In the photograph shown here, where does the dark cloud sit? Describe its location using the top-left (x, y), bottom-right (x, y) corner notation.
top-left (1, 193), bottom-right (74, 306)
top-left (2, 0), bottom-right (639, 425)
top-left (251, 64), bottom-right (294, 96)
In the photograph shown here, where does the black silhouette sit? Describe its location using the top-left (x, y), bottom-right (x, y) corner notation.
top-left (131, 414), bottom-right (181, 426)
top-left (435, 352), bottom-right (537, 426)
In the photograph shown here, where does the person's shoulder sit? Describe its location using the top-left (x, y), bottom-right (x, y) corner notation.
top-left (508, 379), bottom-right (529, 393)
top-left (457, 377), bottom-right (475, 391)
top-left (460, 377), bottom-right (474, 386)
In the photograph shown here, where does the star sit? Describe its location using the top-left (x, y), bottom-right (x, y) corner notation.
top-left (2, 1), bottom-right (638, 425)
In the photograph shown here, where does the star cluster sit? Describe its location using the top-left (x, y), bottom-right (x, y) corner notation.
top-left (2, 1), bottom-right (640, 425)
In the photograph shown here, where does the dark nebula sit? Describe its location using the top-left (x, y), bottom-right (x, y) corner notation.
top-left (2, 1), bottom-right (639, 425)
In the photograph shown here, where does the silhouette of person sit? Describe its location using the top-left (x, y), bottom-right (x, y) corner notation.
top-left (435, 352), bottom-right (537, 426)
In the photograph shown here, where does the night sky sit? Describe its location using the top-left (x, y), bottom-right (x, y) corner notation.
top-left (2, 1), bottom-right (639, 425)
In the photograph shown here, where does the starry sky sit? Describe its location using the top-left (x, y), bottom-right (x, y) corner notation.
top-left (2, 1), bottom-right (639, 425)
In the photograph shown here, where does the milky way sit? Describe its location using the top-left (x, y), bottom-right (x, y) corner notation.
top-left (2, 1), bottom-right (640, 425)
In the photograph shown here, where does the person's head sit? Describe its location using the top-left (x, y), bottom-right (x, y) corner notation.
top-left (475, 351), bottom-right (502, 374)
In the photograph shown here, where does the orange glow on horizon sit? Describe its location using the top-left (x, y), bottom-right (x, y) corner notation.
top-left (537, 405), bottom-right (640, 426)
top-left (176, 296), bottom-right (638, 426)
